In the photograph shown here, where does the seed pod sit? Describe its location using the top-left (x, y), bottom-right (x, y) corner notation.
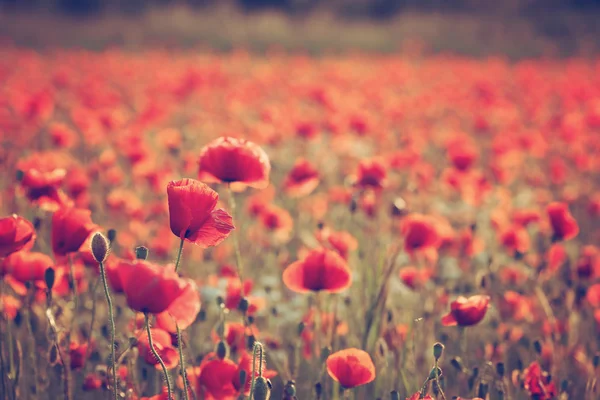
top-left (216, 341), bottom-right (229, 360)
top-left (107, 229), bottom-right (117, 243)
top-left (433, 342), bottom-right (444, 360)
top-left (135, 246), bottom-right (149, 260)
top-left (45, 267), bottom-right (56, 291)
top-left (91, 232), bottom-right (110, 263)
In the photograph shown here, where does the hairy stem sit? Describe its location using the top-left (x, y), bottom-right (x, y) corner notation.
top-left (99, 262), bottom-right (118, 400)
top-left (145, 313), bottom-right (173, 400)
top-left (177, 324), bottom-right (189, 400)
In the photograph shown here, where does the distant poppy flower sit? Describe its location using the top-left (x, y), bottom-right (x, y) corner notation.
top-left (82, 374), bottom-right (104, 391)
top-left (586, 284), bottom-right (600, 308)
top-left (499, 225), bottom-right (530, 255)
top-left (398, 266), bottom-right (432, 290)
top-left (316, 228), bottom-right (358, 260)
top-left (259, 204), bottom-right (294, 243)
top-left (401, 214), bottom-right (440, 254)
top-left (195, 356), bottom-right (238, 399)
top-left (117, 260), bottom-right (190, 314)
top-left (283, 248), bottom-right (351, 293)
top-left (326, 348), bottom-right (376, 389)
top-left (355, 158), bottom-right (387, 190)
top-left (0, 295), bottom-right (21, 320)
top-left (441, 295), bottom-right (490, 326)
top-left (52, 207), bottom-right (97, 256)
top-left (138, 328), bottom-right (179, 370)
top-left (0, 214), bottom-right (36, 257)
top-left (576, 245), bottom-right (600, 279)
top-left (234, 350), bottom-right (278, 395)
top-left (167, 178), bottom-right (234, 247)
top-left (198, 137), bottom-right (270, 189)
top-left (283, 158), bottom-right (319, 197)
top-left (447, 138), bottom-right (478, 171)
top-left (69, 340), bottom-right (91, 370)
top-left (1, 251), bottom-right (52, 283)
top-left (546, 202), bottom-right (579, 241)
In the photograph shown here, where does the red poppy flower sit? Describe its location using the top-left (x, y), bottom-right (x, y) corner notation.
top-left (401, 214), bottom-right (440, 254)
top-left (316, 228), bottom-right (358, 261)
top-left (441, 295), bottom-right (490, 326)
top-left (0, 295), bottom-right (21, 320)
top-left (499, 225), bottom-right (530, 255)
top-left (326, 348), bottom-right (376, 389)
top-left (52, 207), bottom-right (97, 256)
top-left (587, 284), bottom-right (600, 308)
top-left (82, 374), bottom-right (103, 391)
top-left (259, 204), bottom-right (294, 243)
top-left (523, 361), bottom-right (556, 400)
top-left (234, 350), bottom-right (278, 395)
top-left (0, 214), bottom-right (36, 257)
top-left (355, 158), bottom-right (387, 190)
top-left (398, 266), bottom-right (433, 290)
top-left (223, 279), bottom-right (263, 315)
top-left (283, 248), bottom-right (351, 293)
top-left (1, 251), bottom-right (53, 283)
top-left (69, 340), bottom-right (91, 370)
top-left (283, 158), bottom-right (320, 197)
top-left (167, 178), bottom-right (235, 247)
top-left (576, 245), bottom-right (600, 279)
top-left (138, 328), bottom-right (179, 370)
top-left (117, 260), bottom-right (190, 314)
top-left (198, 137), bottom-right (270, 189)
top-left (447, 138), bottom-right (478, 171)
top-left (546, 202), bottom-right (579, 241)
top-left (155, 279), bottom-right (201, 332)
top-left (196, 356), bottom-right (239, 399)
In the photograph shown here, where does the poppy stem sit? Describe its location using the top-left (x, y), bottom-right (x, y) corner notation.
top-left (99, 261), bottom-right (118, 400)
top-left (24, 287), bottom-right (39, 396)
top-left (227, 185), bottom-right (245, 284)
top-left (145, 313), bottom-right (173, 400)
top-left (176, 324), bottom-right (189, 400)
top-left (84, 276), bottom-right (101, 373)
top-left (174, 238), bottom-right (185, 273)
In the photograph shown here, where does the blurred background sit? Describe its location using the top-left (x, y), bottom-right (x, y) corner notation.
top-left (1, 0), bottom-right (599, 56)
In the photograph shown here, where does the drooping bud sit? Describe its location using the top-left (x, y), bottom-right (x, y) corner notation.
top-left (238, 297), bottom-right (250, 313)
top-left (107, 229), bottom-right (117, 243)
top-left (135, 246), bottom-right (148, 260)
top-left (216, 340), bottom-right (229, 360)
top-left (239, 370), bottom-right (247, 390)
top-left (477, 382), bottom-right (489, 398)
top-left (390, 390), bottom-right (400, 400)
top-left (314, 382), bottom-right (322, 399)
top-left (44, 267), bottom-right (56, 291)
top-left (533, 339), bottom-right (543, 354)
top-left (433, 342), bottom-right (444, 361)
top-left (496, 362), bottom-right (505, 378)
top-left (252, 376), bottom-right (271, 400)
top-left (91, 232), bottom-right (111, 263)
top-left (451, 357), bottom-right (464, 372)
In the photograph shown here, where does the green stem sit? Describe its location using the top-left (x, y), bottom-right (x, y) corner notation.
top-left (84, 277), bottom-right (101, 373)
top-left (227, 185), bottom-right (245, 284)
top-left (174, 238), bottom-right (185, 273)
top-left (99, 262), bottom-right (118, 400)
top-left (145, 313), bottom-right (173, 400)
top-left (23, 293), bottom-right (39, 396)
top-left (434, 360), bottom-right (447, 400)
top-left (249, 342), bottom-right (263, 400)
top-left (177, 324), bottom-right (189, 400)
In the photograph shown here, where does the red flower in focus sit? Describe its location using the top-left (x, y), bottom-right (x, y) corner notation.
top-left (198, 137), bottom-right (270, 189)
top-left (167, 179), bottom-right (234, 247)
top-left (546, 202), bottom-right (579, 241)
top-left (155, 279), bottom-right (201, 332)
top-left (441, 295), bottom-right (490, 327)
top-left (355, 158), bottom-right (387, 190)
top-left (326, 348), bottom-right (376, 389)
top-left (283, 158), bottom-right (320, 197)
top-left (401, 214), bottom-right (440, 254)
top-left (138, 328), bottom-right (179, 370)
top-left (1, 251), bottom-right (53, 283)
top-left (52, 207), bottom-right (97, 256)
top-left (283, 248), bottom-right (351, 293)
top-left (523, 361), bottom-right (556, 400)
top-left (117, 260), bottom-right (190, 314)
top-left (0, 215), bottom-right (35, 257)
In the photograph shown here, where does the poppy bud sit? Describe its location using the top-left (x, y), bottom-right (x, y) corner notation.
top-left (478, 382), bottom-right (489, 398)
top-left (45, 267), bottom-right (56, 291)
top-left (238, 297), bottom-right (250, 313)
top-left (239, 370), bottom-right (247, 390)
top-left (216, 340), bottom-right (229, 360)
top-left (428, 367), bottom-right (443, 381)
top-left (468, 367), bottom-right (479, 390)
top-left (16, 169), bottom-right (24, 182)
top-left (496, 362), bottom-right (505, 378)
top-left (297, 322), bottom-right (305, 335)
top-left (593, 353), bottom-right (600, 368)
top-left (450, 357), bottom-right (464, 372)
top-left (314, 382), bottom-right (323, 399)
top-left (320, 346), bottom-right (331, 363)
top-left (107, 229), bottom-right (117, 243)
top-left (253, 376), bottom-right (271, 400)
top-left (247, 334), bottom-right (257, 350)
top-left (433, 342), bottom-right (444, 360)
top-left (135, 246), bottom-right (148, 260)
top-left (284, 381), bottom-right (297, 397)
top-left (216, 296), bottom-right (224, 307)
top-left (91, 232), bottom-right (110, 263)
top-left (390, 391), bottom-right (400, 400)
top-left (533, 339), bottom-right (542, 354)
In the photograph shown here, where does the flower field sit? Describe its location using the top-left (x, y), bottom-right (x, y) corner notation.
top-left (1, 48), bottom-right (600, 400)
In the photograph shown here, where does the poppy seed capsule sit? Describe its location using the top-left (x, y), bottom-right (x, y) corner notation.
top-left (44, 267), bottom-right (55, 291)
top-left (135, 246), bottom-right (149, 260)
top-left (252, 376), bottom-right (271, 400)
top-left (238, 297), bottom-right (250, 313)
top-left (433, 342), bottom-right (444, 360)
top-left (107, 229), bottom-right (117, 243)
top-left (91, 232), bottom-right (110, 263)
